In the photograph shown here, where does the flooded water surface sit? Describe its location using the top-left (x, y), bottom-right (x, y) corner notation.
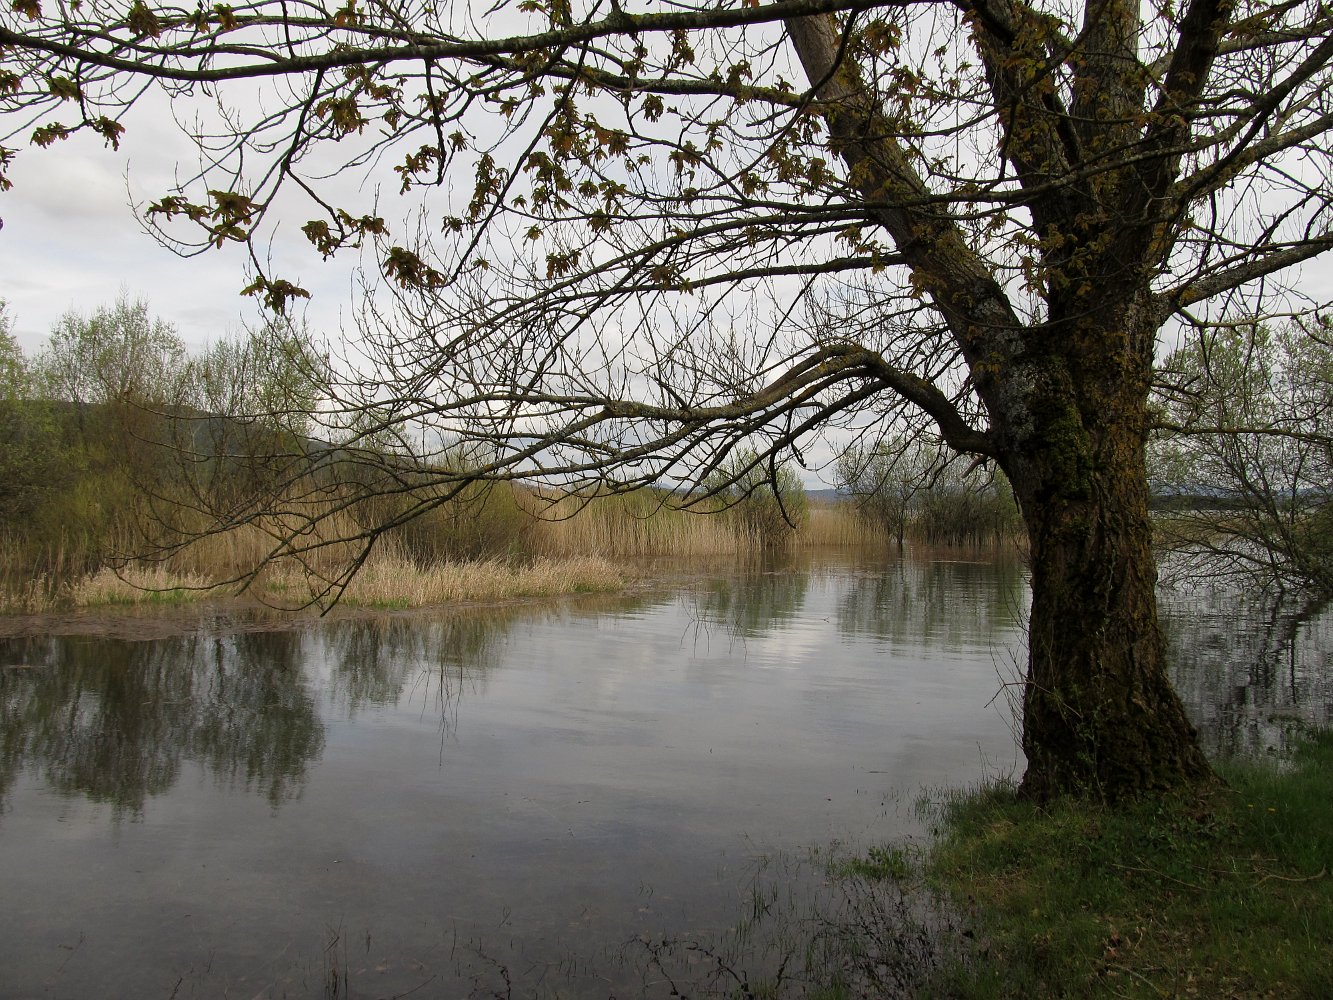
top-left (0, 553), bottom-right (1328, 997)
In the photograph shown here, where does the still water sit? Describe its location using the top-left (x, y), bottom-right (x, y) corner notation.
top-left (0, 552), bottom-right (1328, 997)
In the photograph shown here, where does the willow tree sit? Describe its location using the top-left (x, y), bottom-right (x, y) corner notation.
top-left (4, 0), bottom-right (1332, 798)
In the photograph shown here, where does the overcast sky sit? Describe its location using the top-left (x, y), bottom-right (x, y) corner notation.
top-left (5, 80), bottom-right (1330, 372)
top-left (0, 113), bottom-right (357, 356)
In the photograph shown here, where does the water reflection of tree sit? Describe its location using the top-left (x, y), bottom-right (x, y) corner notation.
top-left (692, 561), bottom-right (812, 639)
top-left (321, 613), bottom-right (510, 716)
top-left (0, 599), bottom-right (653, 817)
top-left (834, 556), bottom-right (1027, 651)
top-left (0, 630), bottom-right (323, 816)
top-left (1163, 589), bottom-right (1333, 759)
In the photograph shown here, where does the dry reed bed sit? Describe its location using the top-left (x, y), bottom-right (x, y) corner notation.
top-left (527, 493), bottom-right (881, 556)
top-left (525, 492), bottom-right (739, 558)
top-left (4, 552), bottom-right (625, 614)
top-left (0, 497), bottom-right (883, 613)
top-left (320, 554), bottom-right (624, 607)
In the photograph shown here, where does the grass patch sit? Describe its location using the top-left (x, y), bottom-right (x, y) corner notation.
top-left (830, 844), bottom-right (916, 883)
top-left (922, 732), bottom-right (1333, 998)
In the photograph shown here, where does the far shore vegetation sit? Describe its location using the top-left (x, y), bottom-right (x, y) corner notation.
top-left (0, 297), bottom-right (1021, 615)
top-left (0, 483), bottom-right (1020, 614)
top-left (7, 296), bottom-right (1332, 617)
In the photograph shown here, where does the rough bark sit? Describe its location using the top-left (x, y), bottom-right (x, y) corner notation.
top-left (1003, 347), bottom-right (1213, 799)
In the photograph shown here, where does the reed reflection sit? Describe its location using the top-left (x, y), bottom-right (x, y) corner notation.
top-left (318, 610), bottom-right (520, 745)
top-left (834, 555), bottom-right (1027, 650)
top-left (690, 558), bottom-right (813, 637)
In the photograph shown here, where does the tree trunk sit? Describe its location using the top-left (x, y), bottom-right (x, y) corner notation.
top-left (1003, 352), bottom-right (1213, 800)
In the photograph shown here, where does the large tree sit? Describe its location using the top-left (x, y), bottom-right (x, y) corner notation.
top-left (4, 0), bottom-right (1332, 798)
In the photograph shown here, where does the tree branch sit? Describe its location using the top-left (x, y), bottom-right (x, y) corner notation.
top-left (1161, 235), bottom-right (1333, 311)
top-left (784, 13), bottom-right (1026, 392)
top-left (0, 0), bottom-right (884, 84)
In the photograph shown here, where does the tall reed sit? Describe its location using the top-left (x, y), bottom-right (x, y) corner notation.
top-left (0, 535), bottom-right (76, 613)
top-left (802, 502), bottom-right (888, 549)
top-left (526, 490), bottom-right (743, 558)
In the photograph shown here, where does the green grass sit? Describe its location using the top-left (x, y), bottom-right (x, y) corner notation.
top-left (99, 586), bottom-right (198, 606)
top-left (348, 596), bottom-right (413, 609)
top-left (829, 844), bottom-right (916, 883)
top-left (920, 731), bottom-right (1333, 998)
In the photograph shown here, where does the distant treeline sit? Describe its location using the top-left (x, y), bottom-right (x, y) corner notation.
top-left (0, 297), bottom-right (1021, 611)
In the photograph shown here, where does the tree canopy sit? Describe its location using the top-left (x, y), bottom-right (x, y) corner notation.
top-left (4, 0), bottom-right (1333, 798)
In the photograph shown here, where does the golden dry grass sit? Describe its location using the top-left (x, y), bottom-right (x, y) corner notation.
top-left (526, 491), bottom-right (743, 557)
top-left (326, 552), bottom-right (624, 608)
top-left (0, 487), bottom-right (888, 614)
top-left (0, 539), bottom-right (624, 614)
top-left (802, 502), bottom-right (886, 548)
